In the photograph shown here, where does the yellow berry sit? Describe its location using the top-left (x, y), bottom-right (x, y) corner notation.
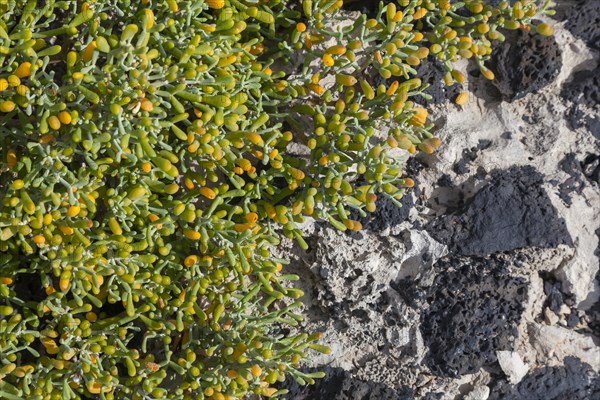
top-left (66, 205), bottom-right (81, 217)
top-left (58, 111), bottom-right (72, 125)
top-left (15, 61), bottom-right (32, 78)
top-left (0, 100), bottom-right (15, 113)
top-left (48, 116), bottom-right (61, 130)
top-left (323, 53), bottom-right (334, 67)
top-left (296, 22), bottom-right (306, 32)
top-left (536, 23), bottom-right (554, 36)
top-left (16, 84), bottom-right (29, 96)
top-left (481, 68), bottom-right (495, 80)
top-left (206, 0), bottom-right (225, 9)
top-left (33, 235), bottom-right (46, 245)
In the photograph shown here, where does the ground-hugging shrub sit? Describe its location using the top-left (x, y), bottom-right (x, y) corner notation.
top-left (0, 1), bottom-right (552, 399)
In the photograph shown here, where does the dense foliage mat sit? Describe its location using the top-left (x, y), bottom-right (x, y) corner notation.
top-left (0, 1), bottom-right (552, 399)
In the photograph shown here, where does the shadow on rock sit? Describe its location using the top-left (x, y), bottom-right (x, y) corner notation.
top-left (278, 366), bottom-right (414, 400)
top-left (488, 356), bottom-right (600, 399)
top-left (561, 65), bottom-right (600, 108)
top-left (426, 166), bottom-right (572, 257)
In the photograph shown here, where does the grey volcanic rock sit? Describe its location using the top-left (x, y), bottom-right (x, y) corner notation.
top-left (426, 166), bottom-right (572, 256)
top-left (280, 367), bottom-right (414, 400)
top-left (558, 153), bottom-right (593, 205)
top-left (415, 60), bottom-right (463, 106)
top-left (416, 255), bottom-right (528, 377)
top-left (488, 357), bottom-right (600, 400)
top-left (582, 154), bottom-right (600, 184)
top-left (561, 65), bottom-right (600, 107)
top-left (489, 29), bottom-right (562, 100)
top-left (561, 0), bottom-right (600, 50)
top-left (353, 191), bottom-right (415, 234)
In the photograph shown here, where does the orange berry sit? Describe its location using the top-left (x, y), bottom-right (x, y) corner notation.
top-left (250, 364), bottom-right (262, 377)
top-left (455, 91), bottom-right (469, 106)
top-left (245, 212), bottom-right (258, 223)
top-left (15, 62), bottom-right (32, 78)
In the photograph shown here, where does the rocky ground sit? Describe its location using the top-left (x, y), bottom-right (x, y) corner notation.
top-left (278, 1), bottom-right (600, 399)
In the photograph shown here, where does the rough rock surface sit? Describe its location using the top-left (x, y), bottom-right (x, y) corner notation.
top-left (279, 2), bottom-right (600, 399)
top-left (489, 29), bottom-right (562, 101)
top-left (496, 351), bottom-right (529, 384)
top-left (415, 60), bottom-right (463, 106)
top-left (426, 166), bottom-right (572, 256)
top-left (561, 65), bottom-right (600, 107)
top-left (559, 0), bottom-right (600, 50)
top-left (488, 357), bottom-right (600, 400)
top-left (409, 255), bottom-right (528, 377)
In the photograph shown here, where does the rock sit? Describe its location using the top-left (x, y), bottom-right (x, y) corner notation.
top-left (556, 256), bottom-right (600, 310)
top-left (278, 366), bottom-right (415, 400)
top-left (558, 153), bottom-right (591, 205)
top-left (463, 385), bottom-right (490, 400)
top-left (397, 230), bottom-right (448, 282)
top-left (582, 154), bottom-right (600, 184)
top-left (545, 283), bottom-right (564, 314)
top-left (306, 226), bottom-right (406, 309)
top-left (528, 323), bottom-right (600, 371)
top-left (489, 29), bottom-right (562, 101)
top-left (426, 166), bottom-right (573, 256)
top-left (561, 65), bottom-right (600, 107)
top-left (566, 105), bottom-right (600, 138)
top-left (544, 307), bottom-right (560, 326)
top-left (278, 7), bottom-right (600, 398)
top-left (415, 59), bottom-right (462, 106)
top-left (453, 140), bottom-right (493, 175)
top-left (279, 366), bottom-right (346, 400)
top-left (566, 313), bottom-right (580, 328)
top-left (561, 0), bottom-right (600, 50)
top-left (417, 255), bottom-right (528, 377)
top-left (353, 190), bottom-right (416, 234)
top-left (488, 357), bottom-right (600, 400)
top-left (496, 351), bottom-right (529, 384)
top-left (559, 304), bottom-right (572, 316)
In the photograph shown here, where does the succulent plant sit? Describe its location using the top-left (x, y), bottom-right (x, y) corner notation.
top-left (0, 1), bottom-right (553, 399)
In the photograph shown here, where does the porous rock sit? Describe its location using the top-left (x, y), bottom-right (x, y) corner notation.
top-left (354, 189), bottom-right (415, 234)
top-left (558, 153), bottom-right (595, 205)
top-left (416, 255), bottom-right (528, 377)
top-left (489, 29), bottom-right (562, 101)
top-left (279, 7), bottom-right (600, 399)
top-left (560, 0), bottom-right (600, 50)
top-left (426, 166), bottom-right (572, 256)
top-left (561, 65), bottom-right (600, 107)
top-left (279, 367), bottom-right (414, 400)
top-left (488, 356), bottom-right (600, 400)
top-left (414, 59), bottom-right (463, 106)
